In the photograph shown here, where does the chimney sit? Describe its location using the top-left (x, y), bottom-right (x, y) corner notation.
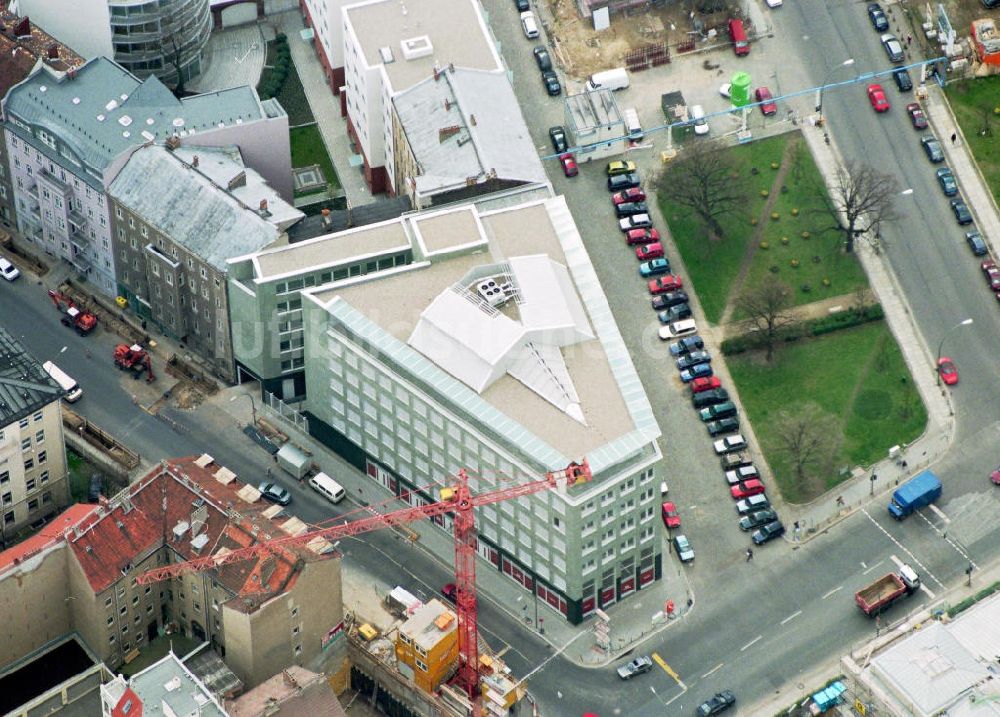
top-left (192, 155), bottom-right (199, 168)
top-left (47, 45), bottom-right (58, 60)
top-left (438, 125), bottom-right (460, 143)
top-left (259, 199), bottom-right (268, 211)
top-left (444, 99), bottom-right (450, 111)
top-left (448, 62), bottom-right (455, 73)
top-left (470, 114), bottom-right (476, 126)
top-left (166, 135), bottom-right (180, 150)
top-left (13, 17), bottom-right (29, 38)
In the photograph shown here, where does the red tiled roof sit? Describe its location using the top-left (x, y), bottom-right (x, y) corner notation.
top-left (68, 457), bottom-right (315, 600)
top-left (0, 502), bottom-right (95, 572)
top-left (0, 12), bottom-right (85, 99)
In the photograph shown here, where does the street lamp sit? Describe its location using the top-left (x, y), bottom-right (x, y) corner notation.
top-left (935, 318), bottom-right (973, 385)
top-left (230, 392), bottom-right (258, 427)
top-left (816, 58), bottom-right (855, 122)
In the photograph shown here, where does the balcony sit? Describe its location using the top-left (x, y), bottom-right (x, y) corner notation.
top-left (24, 183), bottom-right (37, 198)
top-left (69, 251), bottom-right (91, 274)
top-left (38, 167), bottom-right (70, 193)
top-left (69, 231), bottom-right (90, 253)
top-left (67, 208), bottom-right (88, 228)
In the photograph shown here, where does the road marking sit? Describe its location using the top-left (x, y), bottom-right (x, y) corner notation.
top-left (740, 635), bottom-right (762, 651)
top-left (863, 560), bottom-right (884, 575)
top-left (913, 510), bottom-right (978, 569)
top-left (928, 504), bottom-right (950, 524)
top-left (702, 663), bottom-right (724, 679)
top-left (920, 583), bottom-right (937, 599)
top-left (822, 586), bottom-right (842, 600)
top-left (889, 554), bottom-right (905, 570)
top-left (781, 610), bottom-right (802, 625)
top-left (861, 509), bottom-right (946, 590)
top-left (652, 652), bottom-right (685, 689)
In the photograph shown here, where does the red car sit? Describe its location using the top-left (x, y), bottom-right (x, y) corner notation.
top-left (755, 86), bottom-right (777, 116)
top-left (991, 466), bottom-right (1000, 485)
top-left (442, 583), bottom-right (457, 602)
top-left (730, 479), bottom-right (766, 499)
top-left (983, 260), bottom-right (1000, 290)
top-left (867, 84), bottom-right (890, 113)
top-left (937, 357), bottom-right (958, 385)
top-left (648, 275), bottom-right (683, 294)
top-left (636, 242), bottom-right (664, 260)
top-left (613, 188), bottom-right (646, 205)
top-left (661, 502), bottom-right (681, 529)
top-left (905, 103), bottom-right (928, 129)
top-left (560, 153), bottom-right (578, 177)
top-left (690, 376), bottom-right (722, 394)
top-left (626, 228), bottom-right (660, 246)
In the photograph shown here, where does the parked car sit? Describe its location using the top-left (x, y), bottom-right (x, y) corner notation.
top-left (867, 2), bottom-right (889, 31)
top-left (966, 230), bottom-right (988, 256)
top-left (739, 508), bottom-right (778, 531)
top-left (725, 464), bottom-right (760, 485)
top-left (533, 45), bottom-right (552, 71)
top-left (867, 84), bottom-right (890, 113)
top-left (736, 493), bottom-right (770, 515)
top-left (616, 656), bottom-right (653, 680)
top-left (442, 583), bottom-right (458, 602)
top-left (707, 416), bottom-right (740, 436)
top-left (559, 153), bottom-right (578, 177)
top-left (730, 479), bottom-right (766, 499)
top-left (607, 172), bottom-right (641, 191)
top-left (714, 434), bottom-right (748, 454)
top-left (661, 501), bottom-right (681, 529)
top-left (935, 167), bottom-right (958, 196)
top-left (0, 257), bottom-right (20, 281)
top-left (721, 451), bottom-right (753, 470)
top-left (648, 275), bottom-right (684, 294)
top-left (520, 11), bottom-right (539, 38)
top-left (984, 260), bottom-right (1000, 291)
top-left (659, 317), bottom-right (697, 340)
top-left (616, 201), bottom-right (649, 218)
top-left (620, 214), bottom-right (653, 231)
top-left (951, 199), bottom-right (973, 225)
top-left (690, 104), bottom-right (709, 135)
top-left (670, 335), bottom-right (704, 355)
top-left (659, 303), bottom-right (692, 323)
top-left (755, 86), bottom-right (777, 116)
top-left (514, 0), bottom-right (529, 11)
top-left (652, 291), bottom-right (689, 310)
top-left (607, 160), bottom-right (637, 176)
top-left (921, 135), bottom-right (945, 162)
top-left (699, 400), bottom-right (736, 421)
top-left (549, 126), bottom-right (568, 153)
top-left (881, 33), bottom-right (904, 62)
top-left (258, 481), bottom-right (292, 505)
top-left (673, 534), bottom-right (695, 562)
top-left (937, 357), bottom-right (958, 385)
top-left (612, 187), bottom-right (645, 205)
top-left (690, 375), bottom-right (722, 393)
top-left (692, 387), bottom-right (729, 408)
top-left (752, 520), bottom-right (786, 545)
top-left (626, 227), bottom-right (659, 245)
top-left (676, 350), bottom-right (712, 371)
top-left (696, 690), bottom-right (736, 716)
top-left (680, 363), bottom-right (713, 383)
top-left (906, 103), bottom-right (928, 129)
top-left (639, 258), bottom-right (671, 277)
top-left (541, 70), bottom-right (562, 96)
top-left (893, 68), bottom-right (913, 91)
top-left (636, 242), bottom-right (664, 260)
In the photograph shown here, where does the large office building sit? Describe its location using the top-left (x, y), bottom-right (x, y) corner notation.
top-left (3, 57), bottom-right (292, 297)
top-left (0, 327), bottom-right (70, 545)
top-left (229, 194), bottom-right (663, 623)
top-left (12, 0), bottom-right (212, 85)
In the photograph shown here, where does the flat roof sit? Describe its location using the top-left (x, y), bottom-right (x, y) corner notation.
top-left (400, 599), bottom-right (455, 651)
top-left (412, 205), bottom-right (485, 255)
top-left (0, 326), bottom-right (63, 426)
top-left (345, 0), bottom-right (500, 92)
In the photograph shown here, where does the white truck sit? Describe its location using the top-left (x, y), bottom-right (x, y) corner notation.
top-left (586, 67), bottom-right (629, 92)
top-left (623, 107), bottom-right (643, 140)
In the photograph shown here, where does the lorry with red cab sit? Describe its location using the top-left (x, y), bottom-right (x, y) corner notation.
top-left (855, 564), bottom-right (920, 616)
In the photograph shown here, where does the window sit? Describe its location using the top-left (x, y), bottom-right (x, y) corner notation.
top-left (23, 458), bottom-right (33, 471)
top-left (27, 498), bottom-right (38, 510)
top-left (19, 418), bottom-right (28, 429)
top-left (107, 616), bottom-right (114, 626)
top-left (41, 491), bottom-right (51, 504)
top-left (20, 437), bottom-right (30, 450)
top-left (39, 471), bottom-right (49, 483)
top-left (25, 478), bottom-right (35, 492)
top-left (3, 511), bottom-right (13, 525)
top-left (0, 472), bottom-right (8, 485)
top-left (32, 412), bottom-right (42, 422)
top-left (37, 450), bottom-right (46, 464)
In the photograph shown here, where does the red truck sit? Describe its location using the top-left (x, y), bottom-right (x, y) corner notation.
top-left (855, 565), bottom-right (920, 616)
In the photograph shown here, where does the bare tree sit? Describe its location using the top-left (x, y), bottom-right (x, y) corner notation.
top-left (736, 281), bottom-right (796, 362)
top-left (656, 139), bottom-right (748, 238)
top-left (819, 161), bottom-right (900, 253)
top-left (774, 403), bottom-right (842, 485)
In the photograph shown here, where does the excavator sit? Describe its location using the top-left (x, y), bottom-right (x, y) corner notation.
top-left (113, 343), bottom-right (155, 383)
top-left (47, 289), bottom-right (98, 335)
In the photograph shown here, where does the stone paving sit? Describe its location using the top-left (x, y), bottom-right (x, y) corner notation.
top-left (187, 23), bottom-right (266, 93)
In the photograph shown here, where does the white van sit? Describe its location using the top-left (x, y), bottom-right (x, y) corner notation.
top-left (690, 105), bottom-right (709, 135)
top-left (309, 472), bottom-right (346, 504)
top-left (585, 67), bottom-right (629, 92)
top-left (658, 318), bottom-right (698, 341)
top-left (520, 11), bottom-right (539, 39)
top-left (42, 360), bottom-right (82, 402)
top-left (623, 108), bottom-right (644, 141)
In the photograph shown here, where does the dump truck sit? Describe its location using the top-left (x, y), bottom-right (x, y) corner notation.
top-left (855, 564), bottom-right (920, 616)
top-left (888, 470), bottom-right (942, 520)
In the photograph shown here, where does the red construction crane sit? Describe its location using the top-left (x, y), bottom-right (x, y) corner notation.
top-left (137, 459), bottom-right (592, 706)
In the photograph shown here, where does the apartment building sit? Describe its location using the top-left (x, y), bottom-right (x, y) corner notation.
top-left (108, 144), bottom-right (301, 380)
top-left (101, 652), bottom-right (227, 717)
top-left (229, 195), bottom-right (663, 624)
top-left (12, 0), bottom-right (212, 84)
top-left (3, 56), bottom-right (292, 297)
top-left (0, 327), bottom-right (70, 546)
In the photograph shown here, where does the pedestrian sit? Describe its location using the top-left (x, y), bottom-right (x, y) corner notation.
top-left (836, 495), bottom-right (845, 507)
top-left (950, 132), bottom-right (957, 145)
top-left (746, 547), bottom-right (754, 562)
top-left (906, 34), bottom-right (912, 46)
top-left (266, 467), bottom-right (271, 478)
top-left (901, 460), bottom-right (908, 470)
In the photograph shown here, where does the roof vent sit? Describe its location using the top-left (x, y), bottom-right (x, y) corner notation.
top-left (72, 97), bottom-right (80, 105)
top-left (105, 100), bottom-right (117, 111)
top-left (171, 118), bottom-right (184, 128)
top-left (164, 676), bottom-right (181, 692)
top-left (39, 86), bottom-right (46, 93)
top-left (122, 131), bottom-right (130, 138)
top-left (145, 118), bottom-right (154, 125)
top-left (118, 115), bottom-right (132, 127)
top-left (400, 35), bottom-right (433, 61)
top-left (96, 114), bottom-right (105, 122)
top-left (379, 46), bottom-right (394, 64)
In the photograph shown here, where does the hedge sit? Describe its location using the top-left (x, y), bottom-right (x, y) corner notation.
top-left (721, 304), bottom-right (884, 355)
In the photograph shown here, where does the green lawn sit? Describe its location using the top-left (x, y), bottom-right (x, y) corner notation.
top-left (290, 124), bottom-right (341, 195)
top-left (260, 40), bottom-right (314, 126)
top-left (727, 321), bottom-right (926, 503)
top-left (945, 77), bottom-right (1000, 208)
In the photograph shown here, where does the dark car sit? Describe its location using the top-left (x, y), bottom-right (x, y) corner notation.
top-left (442, 583), bottom-right (457, 602)
top-left (653, 291), bottom-right (689, 311)
top-left (514, 0), bottom-right (529, 10)
top-left (669, 335), bottom-right (704, 355)
top-left (692, 387), bottom-right (730, 408)
top-left (533, 46), bottom-right (552, 72)
top-left (549, 126), bottom-right (568, 153)
top-left (616, 201), bottom-right (649, 217)
top-left (707, 416), bottom-right (740, 436)
top-left (867, 3), bottom-right (889, 31)
top-left (921, 135), bottom-right (945, 163)
top-left (607, 172), bottom-right (641, 191)
top-left (676, 350), bottom-right (711, 371)
top-left (936, 167), bottom-right (958, 196)
top-left (967, 231), bottom-right (988, 256)
top-left (258, 481), bottom-right (292, 505)
top-left (659, 303), bottom-right (692, 323)
top-left (699, 401), bottom-right (737, 422)
top-left (951, 199), bottom-right (973, 225)
top-left (752, 520), bottom-right (786, 544)
top-left (680, 363), bottom-right (713, 383)
top-left (739, 508), bottom-right (778, 531)
top-left (697, 690), bottom-right (736, 716)
top-left (542, 70), bottom-right (561, 96)
top-left (892, 68), bottom-right (913, 91)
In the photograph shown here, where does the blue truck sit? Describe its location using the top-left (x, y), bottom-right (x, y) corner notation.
top-left (888, 470), bottom-right (942, 519)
